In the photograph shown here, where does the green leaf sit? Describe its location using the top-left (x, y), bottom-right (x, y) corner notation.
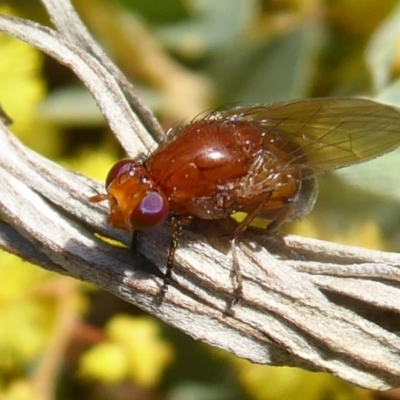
top-left (156, 0), bottom-right (259, 56)
top-left (118, 0), bottom-right (190, 24)
top-left (366, 2), bottom-right (400, 92)
top-left (206, 23), bottom-right (323, 104)
top-left (334, 148), bottom-right (400, 202)
top-left (376, 78), bottom-right (400, 106)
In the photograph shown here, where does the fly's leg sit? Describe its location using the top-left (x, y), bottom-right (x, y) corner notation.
top-left (228, 236), bottom-right (242, 310)
top-left (157, 216), bottom-right (183, 302)
top-left (227, 194), bottom-right (273, 310)
top-left (130, 231), bottom-right (167, 280)
top-left (266, 177), bottom-right (316, 232)
top-left (130, 231), bottom-right (138, 254)
top-left (266, 203), bottom-right (294, 233)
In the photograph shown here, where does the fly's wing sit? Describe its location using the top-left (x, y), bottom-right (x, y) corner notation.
top-left (209, 98), bottom-right (400, 177)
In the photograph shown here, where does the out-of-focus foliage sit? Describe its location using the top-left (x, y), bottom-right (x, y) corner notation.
top-left (2, 0), bottom-right (400, 400)
top-left (0, 5), bottom-right (62, 158)
top-left (0, 253), bottom-right (56, 373)
top-left (0, 5), bottom-right (86, 400)
top-left (79, 315), bottom-right (173, 386)
top-left (235, 361), bottom-right (372, 400)
top-left (0, 380), bottom-right (44, 400)
top-left (0, 7), bottom-right (43, 133)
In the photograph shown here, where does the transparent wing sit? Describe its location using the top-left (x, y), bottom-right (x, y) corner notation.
top-left (209, 98), bottom-right (400, 176)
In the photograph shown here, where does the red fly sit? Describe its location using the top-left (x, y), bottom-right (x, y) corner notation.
top-left (91, 98), bottom-right (400, 306)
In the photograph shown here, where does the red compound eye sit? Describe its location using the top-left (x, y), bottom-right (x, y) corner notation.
top-left (105, 159), bottom-right (138, 188)
top-left (130, 191), bottom-right (169, 230)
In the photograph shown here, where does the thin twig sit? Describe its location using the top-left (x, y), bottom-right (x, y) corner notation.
top-left (41, 0), bottom-right (165, 142)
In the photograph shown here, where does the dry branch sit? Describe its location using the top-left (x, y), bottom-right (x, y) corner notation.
top-left (0, 0), bottom-right (400, 390)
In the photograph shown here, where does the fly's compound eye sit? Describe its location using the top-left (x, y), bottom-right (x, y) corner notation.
top-left (130, 191), bottom-right (169, 230)
top-left (105, 159), bottom-right (138, 188)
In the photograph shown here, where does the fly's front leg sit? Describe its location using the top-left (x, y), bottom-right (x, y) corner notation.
top-left (157, 216), bottom-right (184, 302)
top-left (130, 231), bottom-right (138, 254)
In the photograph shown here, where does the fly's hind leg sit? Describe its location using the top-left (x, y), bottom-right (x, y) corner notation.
top-left (266, 203), bottom-right (294, 233)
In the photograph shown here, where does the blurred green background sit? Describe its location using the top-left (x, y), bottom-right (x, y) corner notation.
top-left (1, 0), bottom-right (400, 399)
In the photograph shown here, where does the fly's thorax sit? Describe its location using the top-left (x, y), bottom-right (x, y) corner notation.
top-left (145, 119), bottom-right (265, 218)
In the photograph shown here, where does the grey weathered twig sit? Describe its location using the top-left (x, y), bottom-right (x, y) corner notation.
top-left (0, 0), bottom-right (400, 390)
